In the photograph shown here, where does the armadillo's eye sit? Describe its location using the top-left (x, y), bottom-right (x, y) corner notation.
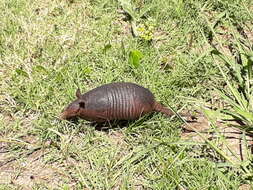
top-left (79, 101), bottom-right (85, 108)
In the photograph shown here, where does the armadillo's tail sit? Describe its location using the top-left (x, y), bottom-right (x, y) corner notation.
top-left (154, 102), bottom-right (174, 117)
top-left (154, 102), bottom-right (195, 120)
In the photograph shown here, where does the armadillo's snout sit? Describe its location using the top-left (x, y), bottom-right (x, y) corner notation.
top-left (59, 102), bottom-right (80, 120)
top-left (59, 110), bottom-right (68, 120)
top-left (59, 110), bottom-right (78, 120)
top-left (59, 113), bottom-right (65, 120)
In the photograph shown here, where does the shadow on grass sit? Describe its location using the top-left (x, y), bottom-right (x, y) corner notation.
top-left (63, 113), bottom-right (158, 132)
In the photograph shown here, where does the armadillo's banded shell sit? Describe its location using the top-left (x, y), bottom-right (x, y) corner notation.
top-left (82, 82), bottom-right (155, 121)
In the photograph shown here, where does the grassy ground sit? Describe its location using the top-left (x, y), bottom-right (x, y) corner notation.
top-left (0, 0), bottom-right (253, 189)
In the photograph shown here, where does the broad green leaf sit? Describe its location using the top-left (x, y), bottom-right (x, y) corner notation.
top-left (128, 49), bottom-right (143, 68)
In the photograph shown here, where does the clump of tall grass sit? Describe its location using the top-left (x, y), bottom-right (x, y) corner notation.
top-left (200, 17), bottom-right (253, 180)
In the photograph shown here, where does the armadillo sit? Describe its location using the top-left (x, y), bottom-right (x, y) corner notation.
top-left (60, 82), bottom-right (184, 122)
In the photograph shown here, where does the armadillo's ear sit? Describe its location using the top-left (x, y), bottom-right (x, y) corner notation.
top-left (79, 101), bottom-right (85, 108)
top-left (76, 88), bottom-right (81, 98)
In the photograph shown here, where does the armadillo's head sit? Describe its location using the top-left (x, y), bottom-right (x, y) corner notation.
top-left (60, 89), bottom-right (85, 120)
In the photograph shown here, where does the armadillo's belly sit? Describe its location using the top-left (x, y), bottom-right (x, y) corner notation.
top-left (84, 82), bottom-right (155, 121)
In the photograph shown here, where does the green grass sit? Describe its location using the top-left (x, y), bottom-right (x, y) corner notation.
top-left (0, 0), bottom-right (253, 189)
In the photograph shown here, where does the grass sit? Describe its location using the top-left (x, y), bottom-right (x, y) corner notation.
top-left (0, 0), bottom-right (253, 189)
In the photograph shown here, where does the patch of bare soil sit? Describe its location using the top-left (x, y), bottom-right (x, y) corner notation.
top-left (109, 130), bottom-right (126, 146)
top-left (0, 131), bottom-right (128, 189)
top-left (0, 136), bottom-right (76, 189)
top-left (181, 116), bottom-right (253, 163)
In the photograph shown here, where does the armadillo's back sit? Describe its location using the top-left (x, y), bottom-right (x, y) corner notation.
top-left (83, 82), bottom-right (155, 120)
